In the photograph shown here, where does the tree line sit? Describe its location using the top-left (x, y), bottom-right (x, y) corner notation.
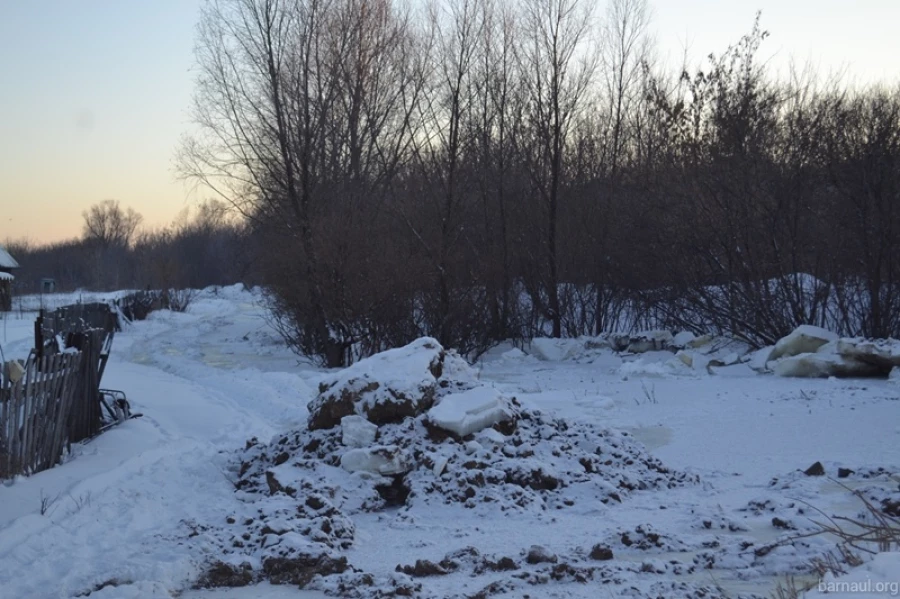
top-left (6, 199), bottom-right (251, 296)
top-left (9, 0), bottom-right (900, 368)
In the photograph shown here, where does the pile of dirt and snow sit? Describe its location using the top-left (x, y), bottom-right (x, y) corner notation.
top-left (307, 337), bottom-right (477, 430)
top-left (200, 337), bottom-right (698, 593)
top-left (387, 543), bottom-right (738, 599)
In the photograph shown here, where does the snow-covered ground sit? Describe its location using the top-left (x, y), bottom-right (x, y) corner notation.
top-left (0, 286), bottom-right (897, 598)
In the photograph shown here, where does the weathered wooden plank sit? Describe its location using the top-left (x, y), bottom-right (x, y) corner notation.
top-left (34, 355), bottom-right (55, 472)
top-left (0, 364), bottom-right (9, 478)
top-left (9, 364), bottom-right (25, 477)
top-left (17, 356), bottom-right (31, 475)
top-left (48, 353), bottom-right (76, 468)
top-left (23, 355), bottom-right (39, 474)
top-left (29, 354), bottom-right (49, 474)
top-left (32, 355), bottom-right (50, 473)
top-left (42, 354), bottom-right (67, 470)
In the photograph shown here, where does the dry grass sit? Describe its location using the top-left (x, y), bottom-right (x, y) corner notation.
top-left (766, 477), bottom-right (898, 599)
top-left (800, 478), bottom-right (900, 555)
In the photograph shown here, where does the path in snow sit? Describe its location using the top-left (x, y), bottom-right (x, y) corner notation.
top-left (0, 289), bottom-right (322, 598)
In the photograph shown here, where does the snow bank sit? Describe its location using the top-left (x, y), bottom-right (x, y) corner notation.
top-left (427, 387), bottom-right (514, 437)
top-left (625, 330), bottom-right (675, 353)
top-left (747, 346), bottom-right (775, 372)
top-left (499, 347), bottom-right (536, 363)
top-left (673, 331), bottom-right (696, 348)
top-left (770, 325), bottom-right (838, 361)
top-left (773, 336), bottom-right (900, 378)
top-left (528, 337), bottom-right (586, 361)
top-left (836, 338), bottom-right (900, 371)
top-left (772, 351), bottom-right (874, 378)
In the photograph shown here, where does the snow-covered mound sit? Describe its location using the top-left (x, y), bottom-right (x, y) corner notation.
top-left (203, 339), bottom-right (698, 591)
top-left (204, 405), bottom-right (698, 593)
top-left (237, 403), bottom-right (697, 516)
top-left (770, 329), bottom-right (900, 378)
top-left (308, 337), bottom-right (475, 429)
top-left (836, 338), bottom-right (900, 372)
top-left (622, 330), bottom-right (675, 353)
top-left (769, 325), bottom-right (838, 361)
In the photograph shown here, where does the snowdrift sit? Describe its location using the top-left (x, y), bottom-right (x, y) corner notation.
top-left (765, 327), bottom-right (900, 378)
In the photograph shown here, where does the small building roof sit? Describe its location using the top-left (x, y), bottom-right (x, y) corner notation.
top-left (0, 271), bottom-right (13, 281)
top-left (0, 247), bottom-right (19, 270)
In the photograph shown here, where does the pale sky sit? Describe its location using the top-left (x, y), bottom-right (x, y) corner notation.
top-left (1, 0), bottom-right (898, 244)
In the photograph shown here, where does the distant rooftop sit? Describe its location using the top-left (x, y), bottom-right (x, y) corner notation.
top-left (0, 246), bottom-right (19, 270)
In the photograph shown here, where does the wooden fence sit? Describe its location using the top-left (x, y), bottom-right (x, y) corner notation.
top-left (0, 302), bottom-right (120, 479)
top-left (37, 305), bottom-right (116, 443)
top-left (38, 301), bottom-right (121, 339)
top-left (0, 352), bottom-right (83, 479)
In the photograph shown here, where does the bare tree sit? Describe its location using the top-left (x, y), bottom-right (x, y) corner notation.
top-left (600, 0), bottom-right (651, 177)
top-left (82, 200), bottom-right (143, 249)
top-left (180, 0), bottom-right (419, 365)
top-left (471, 0), bottom-right (525, 340)
top-left (516, 0), bottom-right (597, 338)
top-left (394, 0), bottom-right (487, 350)
top-left (81, 199), bottom-right (143, 289)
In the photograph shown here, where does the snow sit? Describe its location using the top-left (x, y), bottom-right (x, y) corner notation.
top-left (772, 336), bottom-right (900, 378)
top-left (528, 337), bottom-right (586, 361)
top-left (11, 289), bottom-right (134, 313)
top-left (617, 354), bottom-right (694, 378)
top-left (0, 287), bottom-right (897, 598)
top-left (340, 415), bottom-right (378, 448)
top-left (426, 386), bottom-right (513, 437)
top-left (340, 445), bottom-right (409, 475)
top-left (748, 345), bottom-right (775, 371)
top-left (805, 552), bottom-right (900, 598)
top-left (0, 246), bottom-right (19, 269)
top-left (0, 271), bottom-right (13, 281)
top-left (673, 331), bottom-right (696, 348)
top-left (770, 325), bottom-right (839, 361)
top-left (837, 337), bottom-right (900, 370)
top-left (308, 337), bottom-right (476, 429)
top-left (626, 329), bottom-right (675, 353)
top-left (772, 349), bottom-right (875, 378)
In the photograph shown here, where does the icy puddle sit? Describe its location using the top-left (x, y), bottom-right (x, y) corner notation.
top-left (628, 424), bottom-right (674, 450)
